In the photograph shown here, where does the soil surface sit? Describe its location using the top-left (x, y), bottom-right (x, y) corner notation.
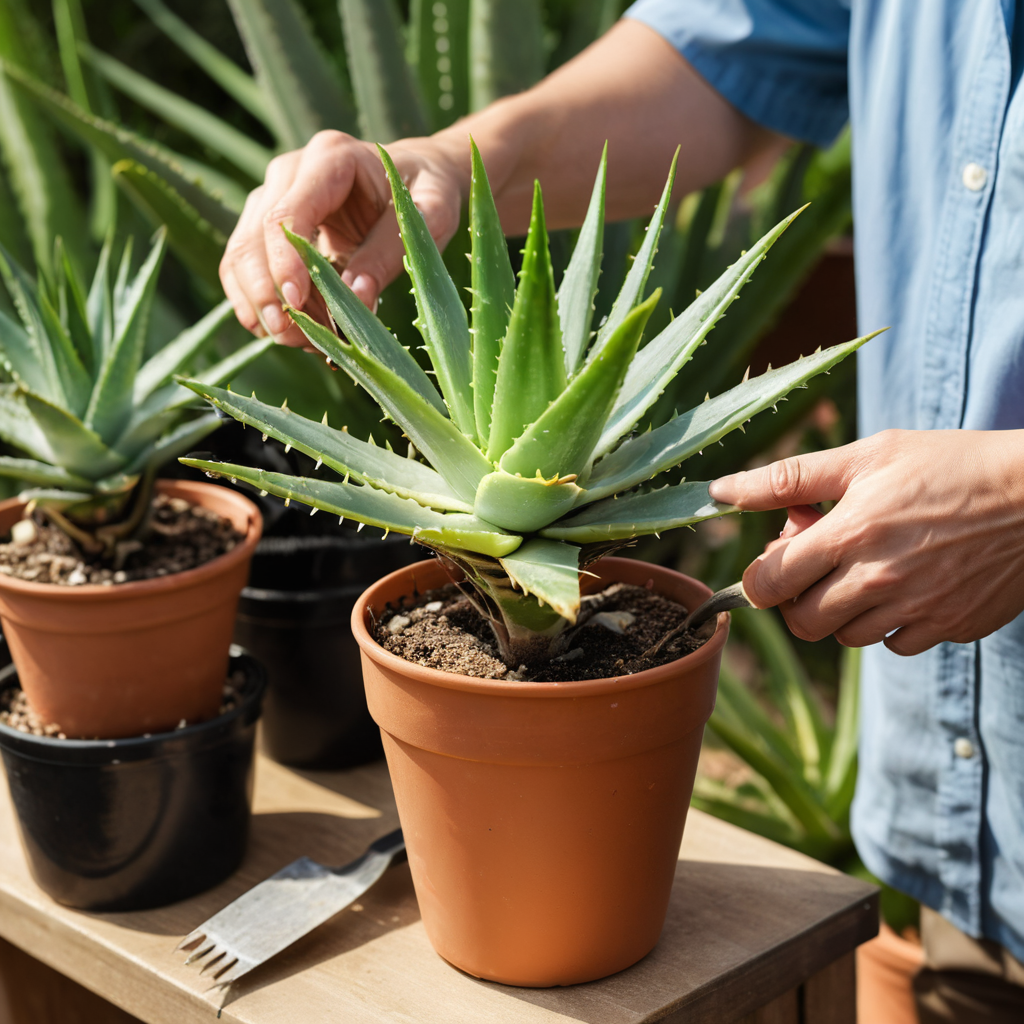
top-left (375, 582), bottom-right (709, 682)
top-left (0, 668), bottom-right (247, 739)
top-left (0, 494), bottom-right (243, 586)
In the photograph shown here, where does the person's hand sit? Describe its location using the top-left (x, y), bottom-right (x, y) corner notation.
top-left (219, 131), bottom-right (467, 346)
top-left (708, 428), bottom-right (1024, 655)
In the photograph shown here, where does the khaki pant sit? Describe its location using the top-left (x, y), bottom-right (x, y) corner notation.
top-left (914, 908), bottom-right (1024, 1023)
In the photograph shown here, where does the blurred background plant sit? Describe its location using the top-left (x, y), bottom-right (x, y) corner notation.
top-left (0, 0), bottom-right (911, 924)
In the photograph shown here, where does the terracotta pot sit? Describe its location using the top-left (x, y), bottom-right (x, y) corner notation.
top-left (0, 480), bottom-right (261, 739)
top-left (353, 556), bottom-right (728, 987)
top-left (857, 922), bottom-right (924, 1024)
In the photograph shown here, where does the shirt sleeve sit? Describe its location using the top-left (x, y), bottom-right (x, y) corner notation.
top-left (624, 0), bottom-right (850, 147)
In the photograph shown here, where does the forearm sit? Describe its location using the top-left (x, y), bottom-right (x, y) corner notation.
top-left (419, 20), bottom-right (783, 233)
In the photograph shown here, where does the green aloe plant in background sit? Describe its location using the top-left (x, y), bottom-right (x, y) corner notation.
top-left (0, 229), bottom-right (270, 555)
top-left (181, 145), bottom-right (876, 667)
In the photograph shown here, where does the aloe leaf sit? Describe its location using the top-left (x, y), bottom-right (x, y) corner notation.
top-left (21, 390), bottom-right (125, 479)
top-left (502, 290), bottom-right (659, 482)
top-left (181, 380), bottom-right (473, 512)
top-left (558, 145), bottom-right (606, 373)
top-left (82, 45), bottom-right (272, 181)
top-left (288, 308), bottom-right (490, 502)
top-left (0, 385), bottom-right (52, 462)
top-left (487, 181), bottom-right (566, 461)
top-left (132, 0), bottom-right (272, 126)
top-left (340, 0), bottom-right (428, 141)
top-left (499, 539), bottom-right (581, 622)
top-left (468, 0), bottom-right (544, 111)
top-left (55, 241), bottom-right (93, 373)
top-left (225, 0), bottom-right (356, 148)
top-left (0, 49), bottom-right (89, 278)
top-left (583, 333), bottom-right (876, 501)
top-left (591, 149), bottom-right (677, 358)
top-left (408, 0), bottom-right (469, 129)
top-left (691, 778), bottom-right (804, 850)
top-left (540, 480), bottom-right (732, 543)
top-left (468, 138), bottom-right (515, 446)
top-left (135, 300), bottom-right (234, 401)
top-left (112, 160), bottom-right (227, 288)
top-left (35, 288), bottom-right (91, 417)
top-left (473, 470), bottom-right (581, 534)
top-left (86, 236), bottom-right (113, 362)
top-left (0, 455), bottom-right (93, 490)
top-left (283, 228), bottom-right (444, 414)
top-left (122, 411), bottom-right (222, 476)
top-left (86, 232), bottom-right (167, 443)
top-left (824, 646), bottom-right (860, 817)
top-left (0, 306), bottom-right (52, 397)
top-left (378, 147), bottom-right (476, 438)
top-left (1, 62), bottom-right (242, 232)
top-left (178, 459), bottom-right (521, 557)
top-left (594, 208), bottom-right (802, 458)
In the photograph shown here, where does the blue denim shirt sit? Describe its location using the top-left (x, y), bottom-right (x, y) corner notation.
top-left (627, 0), bottom-right (1024, 961)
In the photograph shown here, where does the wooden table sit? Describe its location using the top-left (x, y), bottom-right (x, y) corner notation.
top-left (0, 755), bottom-right (876, 1024)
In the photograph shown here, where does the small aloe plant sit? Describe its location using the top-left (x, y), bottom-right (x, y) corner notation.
top-left (182, 145), bottom-right (877, 668)
top-left (0, 228), bottom-right (271, 556)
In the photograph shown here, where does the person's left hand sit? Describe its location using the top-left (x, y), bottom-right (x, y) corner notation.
top-left (708, 428), bottom-right (1024, 655)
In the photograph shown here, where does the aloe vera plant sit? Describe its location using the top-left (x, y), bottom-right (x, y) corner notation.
top-left (180, 147), bottom-right (876, 668)
top-left (0, 228), bottom-right (271, 555)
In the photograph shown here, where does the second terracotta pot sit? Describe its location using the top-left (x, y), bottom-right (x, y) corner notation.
top-left (353, 556), bottom-right (727, 987)
top-left (0, 481), bottom-right (261, 738)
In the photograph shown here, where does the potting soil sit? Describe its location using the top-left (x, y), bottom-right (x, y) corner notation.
top-left (375, 582), bottom-right (709, 681)
top-left (0, 494), bottom-right (243, 586)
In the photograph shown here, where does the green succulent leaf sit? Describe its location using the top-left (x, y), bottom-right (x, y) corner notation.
top-left (473, 470), bottom-right (581, 534)
top-left (591, 148), bottom-right (677, 356)
top-left (0, 384), bottom-right (52, 462)
top-left (288, 308), bottom-right (490, 503)
top-left (583, 332), bottom-right (878, 501)
top-left (225, 0), bottom-right (357, 148)
top-left (468, 138), bottom-right (516, 447)
top-left (595, 208), bottom-right (802, 457)
top-left (499, 539), bottom-right (582, 623)
top-left (540, 480), bottom-right (733, 543)
top-left (283, 228), bottom-right (444, 415)
top-left (82, 44), bottom-right (272, 180)
top-left (468, 0), bottom-right (544, 111)
top-left (135, 299), bottom-right (235, 401)
top-left (408, 0), bottom-right (469, 129)
top-left (487, 181), bottom-right (566, 461)
top-left (340, 0), bottom-right (428, 142)
top-left (178, 459), bottom-right (521, 557)
top-left (111, 160), bottom-right (227, 289)
top-left (1, 61), bottom-right (243, 228)
top-left (121, 411), bottom-right (222, 477)
top-left (824, 646), bottom-right (860, 817)
top-left (21, 389), bottom-right (125, 479)
top-left (558, 143), bottom-right (606, 374)
top-left (86, 237), bottom-right (113, 362)
top-left (0, 306), bottom-right (54, 399)
top-left (131, 0), bottom-right (272, 126)
top-left (378, 146), bottom-right (476, 438)
top-left (85, 230), bottom-right (167, 442)
top-left (180, 380), bottom-right (472, 513)
top-left (0, 455), bottom-right (93, 490)
top-left (501, 289), bottom-right (659, 482)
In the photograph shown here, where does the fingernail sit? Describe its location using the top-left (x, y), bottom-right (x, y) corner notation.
top-left (262, 303), bottom-right (288, 335)
top-left (281, 281), bottom-right (301, 308)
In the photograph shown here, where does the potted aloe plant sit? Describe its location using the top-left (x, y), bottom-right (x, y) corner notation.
top-left (0, 230), bottom-right (270, 911)
top-left (181, 144), bottom-right (877, 986)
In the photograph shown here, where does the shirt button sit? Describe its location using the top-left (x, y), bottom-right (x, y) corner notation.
top-left (962, 163), bottom-right (988, 191)
top-left (954, 737), bottom-right (975, 759)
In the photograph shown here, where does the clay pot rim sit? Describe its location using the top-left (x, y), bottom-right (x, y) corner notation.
top-left (0, 650), bottom-right (265, 759)
top-left (0, 479), bottom-right (261, 602)
top-left (352, 555), bottom-right (729, 699)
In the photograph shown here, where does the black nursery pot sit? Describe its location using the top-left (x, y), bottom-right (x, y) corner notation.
top-left (235, 529), bottom-right (426, 770)
top-left (0, 651), bottom-right (265, 912)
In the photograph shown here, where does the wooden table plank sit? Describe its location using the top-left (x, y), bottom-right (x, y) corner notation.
top-left (0, 755), bottom-right (876, 1024)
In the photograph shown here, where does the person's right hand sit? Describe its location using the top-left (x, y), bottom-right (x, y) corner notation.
top-left (219, 130), bottom-right (467, 346)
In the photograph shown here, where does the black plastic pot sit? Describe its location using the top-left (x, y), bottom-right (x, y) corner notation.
top-left (235, 530), bottom-right (427, 769)
top-left (0, 650), bottom-right (265, 912)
